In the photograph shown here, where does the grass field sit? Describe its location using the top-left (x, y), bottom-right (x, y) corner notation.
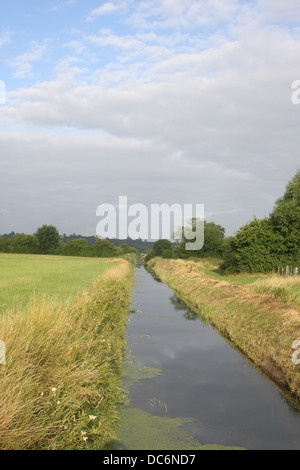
top-left (0, 253), bottom-right (135, 450)
top-left (0, 253), bottom-right (115, 312)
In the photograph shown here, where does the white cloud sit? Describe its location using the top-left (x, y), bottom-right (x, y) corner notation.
top-left (86, 2), bottom-right (118, 21)
top-left (1, 0), bottom-right (300, 235)
top-left (0, 208), bottom-right (10, 214)
top-left (0, 30), bottom-right (12, 47)
top-left (9, 41), bottom-right (49, 78)
top-left (257, 0), bottom-right (300, 23)
top-left (126, 0), bottom-right (242, 30)
top-left (51, 0), bottom-right (77, 11)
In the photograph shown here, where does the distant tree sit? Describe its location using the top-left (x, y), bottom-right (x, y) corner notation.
top-left (152, 239), bottom-right (173, 256)
top-left (35, 225), bottom-right (60, 254)
top-left (161, 248), bottom-right (175, 259)
top-left (174, 220), bottom-right (225, 258)
top-left (119, 243), bottom-right (138, 254)
top-left (144, 239), bottom-right (174, 262)
top-left (201, 221), bottom-right (225, 257)
top-left (0, 233), bottom-right (39, 254)
top-left (11, 233), bottom-right (39, 254)
top-left (88, 237), bottom-right (121, 258)
top-left (62, 238), bottom-right (88, 257)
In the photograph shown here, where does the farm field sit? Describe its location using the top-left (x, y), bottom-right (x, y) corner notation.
top-left (0, 253), bottom-right (115, 312)
top-left (0, 253), bottom-right (135, 450)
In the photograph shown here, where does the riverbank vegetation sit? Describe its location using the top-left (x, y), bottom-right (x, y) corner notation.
top-left (145, 170), bottom-right (300, 274)
top-left (0, 254), bottom-right (135, 450)
top-left (147, 258), bottom-right (300, 401)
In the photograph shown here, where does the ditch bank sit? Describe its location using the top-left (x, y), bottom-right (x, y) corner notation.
top-left (0, 258), bottom-right (135, 450)
top-left (147, 258), bottom-right (300, 402)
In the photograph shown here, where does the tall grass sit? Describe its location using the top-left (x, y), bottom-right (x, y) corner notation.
top-left (252, 274), bottom-right (300, 307)
top-left (0, 258), bottom-right (134, 450)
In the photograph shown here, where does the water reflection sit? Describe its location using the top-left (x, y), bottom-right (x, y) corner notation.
top-left (120, 265), bottom-right (300, 450)
top-left (169, 294), bottom-right (200, 321)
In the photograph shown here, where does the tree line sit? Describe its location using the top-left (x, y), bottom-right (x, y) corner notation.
top-left (1, 170), bottom-right (299, 272)
top-left (0, 225), bottom-right (139, 258)
top-left (145, 170), bottom-right (300, 274)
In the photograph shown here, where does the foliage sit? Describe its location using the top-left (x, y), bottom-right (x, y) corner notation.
top-left (269, 170), bottom-right (300, 263)
top-left (144, 239), bottom-right (174, 262)
top-left (173, 220), bottom-right (225, 259)
top-left (222, 218), bottom-right (281, 273)
top-left (223, 170), bottom-right (300, 273)
top-left (88, 237), bottom-right (122, 258)
top-left (0, 233), bottom-right (39, 254)
top-left (61, 238), bottom-right (89, 257)
top-left (0, 228), bottom-right (138, 260)
top-left (35, 225), bottom-right (60, 254)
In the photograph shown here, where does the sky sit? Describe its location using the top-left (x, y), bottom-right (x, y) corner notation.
top-left (0, 0), bottom-right (300, 238)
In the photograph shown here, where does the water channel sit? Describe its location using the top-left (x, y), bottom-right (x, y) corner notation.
top-left (116, 263), bottom-right (300, 450)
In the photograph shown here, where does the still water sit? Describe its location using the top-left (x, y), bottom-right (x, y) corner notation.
top-left (117, 263), bottom-right (300, 450)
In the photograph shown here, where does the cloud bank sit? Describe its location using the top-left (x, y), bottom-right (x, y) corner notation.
top-left (0, 0), bottom-right (299, 236)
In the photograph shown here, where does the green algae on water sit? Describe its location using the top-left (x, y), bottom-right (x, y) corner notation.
top-left (116, 407), bottom-right (245, 451)
top-left (122, 363), bottom-right (163, 389)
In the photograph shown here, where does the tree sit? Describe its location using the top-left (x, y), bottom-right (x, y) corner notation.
top-left (62, 238), bottom-right (88, 257)
top-left (223, 218), bottom-right (280, 273)
top-left (9, 233), bottom-right (39, 254)
top-left (201, 221), bottom-right (225, 257)
top-left (223, 170), bottom-right (300, 273)
top-left (269, 169), bottom-right (300, 263)
top-left (174, 219), bottom-right (225, 258)
top-left (88, 237), bottom-right (121, 257)
top-left (152, 239), bottom-right (173, 256)
top-left (35, 225), bottom-right (60, 254)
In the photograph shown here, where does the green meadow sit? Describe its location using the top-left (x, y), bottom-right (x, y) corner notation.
top-left (0, 253), bottom-right (115, 312)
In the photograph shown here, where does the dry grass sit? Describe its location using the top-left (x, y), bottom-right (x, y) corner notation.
top-left (0, 258), bottom-right (134, 450)
top-left (252, 274), bottom-right (300, 308)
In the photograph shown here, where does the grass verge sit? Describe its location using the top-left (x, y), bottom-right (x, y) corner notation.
top-left (0, 257), bottom-right (135, 450)
top-left (147, 258), bottom-right (300, 402)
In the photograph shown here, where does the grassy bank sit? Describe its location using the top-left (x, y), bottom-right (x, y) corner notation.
top-left (0, 255), bottom-right (135, 450)
top-left (147, 258), bottom-right (300, 401)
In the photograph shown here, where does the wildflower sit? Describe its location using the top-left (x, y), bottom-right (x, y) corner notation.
top-left (51, 387), bottom-right (57, 395)
top-left (89, 415), bottom-right (97, 421)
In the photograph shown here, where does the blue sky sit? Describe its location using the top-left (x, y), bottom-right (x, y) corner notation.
top-left (1, 0), bottom-right (300, 237)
